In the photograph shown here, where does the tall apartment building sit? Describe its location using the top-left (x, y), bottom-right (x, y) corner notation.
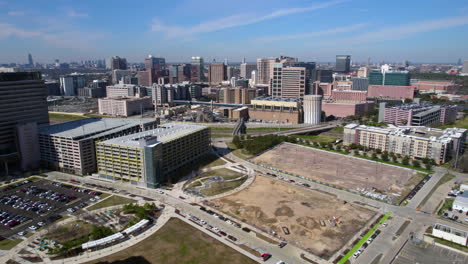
top-left (240, 63), bottom-right (256, 79)
top-left (335, 55), bottom-right (351, 73)
top-left (256, 58), bottom-right (273, 86)
top-left (343, 124), bottom-right (467, 164)
top-left (96, 123), bottom-right (210, 188)
top-left (39, 118), bottom-right (159, 175)
top-left (0, 72), bottom-right (49, 172)
top-left (249, 97), bottom-right (302, 124)
top-left (270, 64), bottom-right (306, 99)
top-left (208, 63), bottom-right (226, 84)
top-left (145, 55), bottom-right (165, 71)
top-left (311, 69), bottom-right (333, 83)
top-left (378, 103), bottom-right (458, 126)
top-left (190, 56), bottom-right (204, 82)
top-left (112, 69), bottom-right (133, 84)
top-left (60, 73), bottom-right (86, 96)
top-left (109, 56), bottom-right (127, 70)
top-left (219, 87), bottom-right (256, 104)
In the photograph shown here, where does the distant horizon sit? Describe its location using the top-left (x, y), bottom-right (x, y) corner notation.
top-left (1, 0), bottom-right (468, 64)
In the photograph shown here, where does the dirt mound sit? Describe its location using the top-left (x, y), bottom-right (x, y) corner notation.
top-left (274, 205), bottom-right (294, 217)
top-left (296, 216), bottom-right (320, 230)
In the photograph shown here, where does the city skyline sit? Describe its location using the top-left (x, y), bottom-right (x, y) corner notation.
top-left (0, 0), bottom-right (468, 63)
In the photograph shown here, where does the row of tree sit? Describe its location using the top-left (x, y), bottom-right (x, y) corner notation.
top-left (232, 135), bottom-right (296, 155)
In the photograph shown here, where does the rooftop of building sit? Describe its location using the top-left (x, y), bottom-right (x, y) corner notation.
top-left (345, 124), bottom-right (467, 142)
top-left (107, 84), bottom-right (138, 88)
top-left (39, 118), bottom-right (157, 140)
top-left (99, 123), bottom-right (207, 148)
top-left (433, 223), bottom-right (468, 238)
top-left (0, 72), bottom-right (42, 82)
top-left (252, 97), bottom-right (300, 102)
top-left (100, 96), bottom-right (150, 101)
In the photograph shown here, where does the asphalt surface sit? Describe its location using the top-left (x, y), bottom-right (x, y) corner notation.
top-left (0, 179), bottom-right (99, 238)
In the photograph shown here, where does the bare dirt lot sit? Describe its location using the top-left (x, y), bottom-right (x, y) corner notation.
top-left (253, 143), bottom-right (415, 197)
top-left (210, 175), bottom-right (376, 259)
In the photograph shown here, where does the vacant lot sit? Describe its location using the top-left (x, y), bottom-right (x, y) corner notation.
top-left (88, 218), bottom-right (256, 264)
top-left (86, 195), bottom-right (136, 211)
top-left (210, 175), bottom-right (375, 259)
top-left (253, 143), bottom-right (415, 197)
top-left (185, 168), bottom-right (247, 197)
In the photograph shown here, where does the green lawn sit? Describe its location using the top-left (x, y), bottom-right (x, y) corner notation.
top-left (0, 238), bottom-right (23, 250)
top-left (86, 195), bottom-right (136, 211)
top-left (338, 212), bottom-right (392, 264)
top-left (200, 153), bottom-right (226, 169)
top-left (293, 135), bottom-right (339, 144)
top-left (200, 178), bottom-right (247, 196)
top-left (226, 142), bottom-right (252, 159)
top-left (436, 116), bottom-right (468, 130)
top-left (48, 112), bottom-right (88, 121)
top-left (87, 218), bottom-right (257, 264)
top-left (211, 133), bottom-right (233, 138)
top-left (430, 235), bottom-right (468, 253)
top-left (437, 199), bottom-right (454, 216)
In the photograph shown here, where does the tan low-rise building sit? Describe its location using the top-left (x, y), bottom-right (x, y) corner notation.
top-left (98, 97), bottom-right (153, 117)
top-left (248, 97), bottom-right (302, 124)
top-left (343, 124), bottom-right (466, 164)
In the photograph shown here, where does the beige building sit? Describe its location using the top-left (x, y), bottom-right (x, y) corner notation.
top-left (343, 124), bottom-right (467, 164)
top-left (106, 84), bottom-right (145, 98)
top-left (96, 123), bottom-right (210, 188)
top-left (98, 97), bottom-right (153, 117)
top-left (39, 118), bottom-right (159, 175)
top-left (208, 63), bottom-right (226, 84)
top-left (270, 64), bottom-right (306, 99)
top-left (218, 87), bottom-right (256, 104)
top-left (249, 97), bottom-right (302, 124)
top-left (357, 67), bottom-right (370, 78)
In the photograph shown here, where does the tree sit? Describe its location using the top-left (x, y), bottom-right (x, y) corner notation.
top-left (350, 143), bottom-right (358, 149)
top-left (402, 157), bottom-right (410, 165)
top-left (412, 160), bottom-right (420, 168)
top-left (404, 98), bottom-right (413, 104)
top-left (376, 149), bottom-right (382, 154)
top-left (425, 163), bottom-right (432, 170)
top-left (392, 156), bottom-right (398, 163)
top-left (354, 150), bottom-right (360, 155)
top-left (371, 153), bottom-right (378, 160)
top-left (382, 153), bottom-right (389, 161)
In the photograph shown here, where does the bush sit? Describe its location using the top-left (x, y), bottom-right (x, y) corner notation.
top-left (382, 153), bottom-right (389, 161)
top-left (90, 226), bottom-right (114, 240)
top-left (412, 160), bottom-right (421, 168)
top-left (376, 149), bottom-right (382, 154)
top-left (402, 157), bottom-right (410, 165)
top-left (425, 163), bottom-right (432, 170)
top-left (371, 153), bottom-right (378, 159)
top-left (353, 150), bottom-right (359, 155)
top-left (392, 156), bottom-right (398, 163)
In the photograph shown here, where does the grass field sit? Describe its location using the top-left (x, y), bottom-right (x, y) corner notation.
top-left (200, 153), bottom-right (226, 169)
top-left (293, 135), bottom-right (339, 144)
top-left (437, 199), bottom-right (454, 216)
top-left (48, 112), bottom-right (88, 121)
top-left (46, 220), bottom-right (94, 244)
top-left (88, 218), bottom-right (257, 264)
top-left (86, 195), bottom-right (136, 211)
top-left (200, 178), bottom-right (246, 196)
top-left (436, 116), bottom-right (468, 130)
top-left (185, 168), bottom-right (246, 196)
top-left (0, 238), bottom-right (23, 250)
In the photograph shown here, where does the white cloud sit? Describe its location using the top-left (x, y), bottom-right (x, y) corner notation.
top-left (7, 10), bottom-right (25, 16)
top-left (255, 23), bottom-right (367, 42)
top-left (345, 15), bottom-right (468, 45)
top-left (151, 0), bottom-right (349, 39)
top-left (0, 23), bottom-right (101, 50)
top-left (67, 9), bottom-right (88, 18)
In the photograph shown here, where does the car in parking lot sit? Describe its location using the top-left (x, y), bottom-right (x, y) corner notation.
top-left (276, 261), bottom-right (285, 264)
top-left (219, 231), bottom-right (227, 236)
top-left (242, 227), bottom-right (251, 233)
top-left (29, 225), bottom-right (38, 230)
top-left (17, 231), bottom-right (27, 236)
top-left (278, 241), bottom-right (287, 248)
top-left (353, 249), bottom-right (362, 258)
top-left (227, 235), bottom-right (237, 241)
top-left (261, 253), bottom-right (271, 261)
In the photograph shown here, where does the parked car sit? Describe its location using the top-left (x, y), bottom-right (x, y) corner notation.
top-left (261, 253), bottom-right (272, 261)
top-left (278, 241), bottom-right (287, 248)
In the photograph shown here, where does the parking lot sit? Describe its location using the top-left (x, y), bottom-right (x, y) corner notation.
top-left (0, 178), bottom-right (102, 238)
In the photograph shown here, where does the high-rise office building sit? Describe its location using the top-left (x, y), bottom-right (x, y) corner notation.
top-left (335, 55), bottom-right (351, 73)
top-left (295, 62), bottom-right (316, 94)
top-left (169, 64), bottom-right (191, 84)
top-left (351, 77), bottom-right (369, 91)
top-left (357, 67), bottom-right (370, 77)
top-left (256, 58), bottom-right (273, 86)
top-left (27, 53), bottom-right (34, 67)
top-left (0, 72), bottom-right (49, 172)
top-left (109, 56), bottom-right (128, 70)
top-left (270, 63), bottom-right (306, 99)
top-left (112, 69), bottom-right (133, 84)
top-left (191, 56), bottom-right (204, 82)
top-left (311, 69), bottom-right (333, 83)
top-left (369, 71), bottom-right (410, 86)
top-left (240, 63), bottom-right (256, 79)
top-left (145, 55), bottom-right (165, 71)
top-left (60, 73), bottom-right (86, 96)
top-left (208, 63), bottom-right (226, 84)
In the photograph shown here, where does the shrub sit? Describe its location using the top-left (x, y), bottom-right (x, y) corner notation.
top-left (412, 160), bottom-right (420, 168)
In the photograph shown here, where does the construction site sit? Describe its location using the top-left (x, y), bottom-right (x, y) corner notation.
top-left (209, 175), bottom-right (376, 259)
top-left (252, 143), bottom-right (417, 202)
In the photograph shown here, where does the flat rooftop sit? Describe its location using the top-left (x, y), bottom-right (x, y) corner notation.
top-left (434, 223), bottom-right (468, 238)
top-left (39, 118), bottom-right (157, 140)
top-left (100, 123), bottom-right (207, 148)
top-left (252, 97), bottom-right (300, 102)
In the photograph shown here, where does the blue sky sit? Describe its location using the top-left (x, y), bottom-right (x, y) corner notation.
top-left (1, 0), bottom-right (468, 63)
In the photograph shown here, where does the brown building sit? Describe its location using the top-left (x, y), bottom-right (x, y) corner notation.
top-left (219, 87), bottom-right (256, 104)
top-left (248, 97), bottom-right (302, 124)
top-left (208, 63), bottom-right (227, 84)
